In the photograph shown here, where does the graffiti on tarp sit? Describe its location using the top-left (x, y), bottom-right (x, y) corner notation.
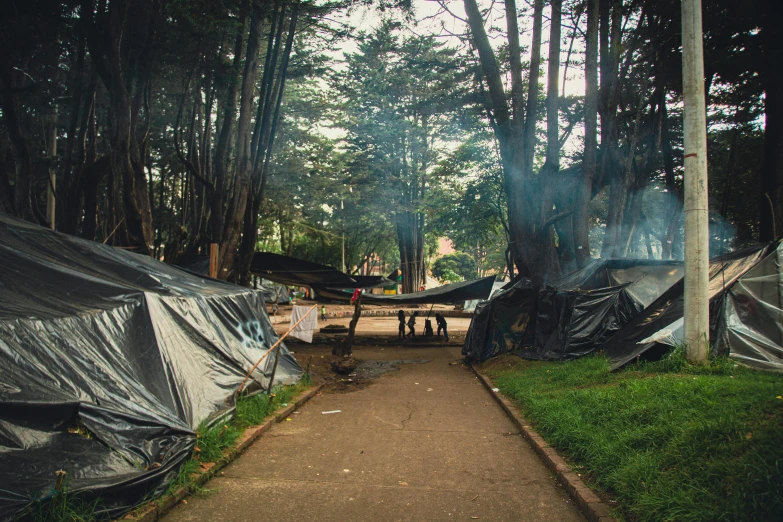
top-left (238, 318), bottom-right (271, 349)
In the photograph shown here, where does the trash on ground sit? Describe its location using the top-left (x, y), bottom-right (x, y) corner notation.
top-left (491, 387), bottom-right (499, 392)
top-left (322, 410), bottom-right (341, 414)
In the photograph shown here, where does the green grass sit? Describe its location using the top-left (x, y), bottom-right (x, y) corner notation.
top-left (17, 478), bottom-right (103, 522)
top-left (480, 353), bottom-right (783, 522)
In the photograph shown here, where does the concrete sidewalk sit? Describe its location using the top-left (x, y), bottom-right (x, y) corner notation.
top-left (161, 345), bottom-right (584, 522)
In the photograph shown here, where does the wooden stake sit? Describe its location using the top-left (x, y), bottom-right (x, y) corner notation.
top-left (236, 304), bottom-right (317, 394)
top-left (209, 243), bottom-right (219, 279)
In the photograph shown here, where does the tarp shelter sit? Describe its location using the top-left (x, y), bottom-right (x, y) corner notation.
top-left (0, 215), bottom-right (301, 520)
top-left (260, 278), bottom-right (290, 304)
top-left (463, 260), bottom-right (684, 362)
top-left (313, 276), bottom-right (497, 306)
top-left (462, 278), bottom-right (537, 361)
top-left (521, 260), bottom-right (683, 361)
top-left (601, 242), bottom-right (783, 371)
top-left (464, 280), bottom-right (507, 312)
top-left (175, 255), bottom-right (290, 305)
top-left (250, 252), bottom-right (357, 287)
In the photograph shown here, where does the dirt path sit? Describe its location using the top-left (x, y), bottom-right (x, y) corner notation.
top-left (161, 326), bottom-right (585, 522)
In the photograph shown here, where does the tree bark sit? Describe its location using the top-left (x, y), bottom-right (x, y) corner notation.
top-left (0, 63), bottom-right (34, 220)
top-left (463, 0), bottom-right (555, 284)
top-left (575, 0), bottom-right (599, 266)
top-left (220, 0), bottom-right (265, 280)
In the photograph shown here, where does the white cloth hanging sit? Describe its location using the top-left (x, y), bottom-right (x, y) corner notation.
top-left (288, 305), bottom-right (318, 343)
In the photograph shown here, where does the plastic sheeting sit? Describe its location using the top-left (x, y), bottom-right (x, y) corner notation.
top-left (0, 215), bottom-right (301, 520)
top-left (462, 278), bottom-right (537, 361)
top-left (522, 286), bottom-right (643, 361)
top-left (463, 281), bottom-right (506, 312)
top-left (601, 243), bottom-right (773, 370)
top-left (250, 252), bottom-right (357, 287)
top-left (314, 276), bottom-right (497, 306)
top-left (716, 243), bottom-right (783, 370)
top-left (517, 260), bottom-right (681, 362)
top-left (463, 260), bottom-right (686, 363)
top-left (260, 279), bottom-right (290, 304)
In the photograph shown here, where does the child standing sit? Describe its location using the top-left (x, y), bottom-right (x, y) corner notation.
top-left (406, 311), bottom-right (419, 338)
top-left (435, 313), bottom-right (449, 341)
top-left (397, 310), bottom-right (406, 339)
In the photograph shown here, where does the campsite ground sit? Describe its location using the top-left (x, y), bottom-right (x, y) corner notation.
top-left (159, 317), bottom-right (586, 522)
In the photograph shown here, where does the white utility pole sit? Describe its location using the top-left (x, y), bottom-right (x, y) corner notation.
top-left (681, 0), bottom-right (710, 364)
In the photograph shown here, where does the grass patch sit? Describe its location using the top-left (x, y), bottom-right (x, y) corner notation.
top-left (17, 478), bottom-right (103, 522)
top-left (480, 353), bottom-right (783, 522)
top-left (165, 374), bottom-right (313, 495)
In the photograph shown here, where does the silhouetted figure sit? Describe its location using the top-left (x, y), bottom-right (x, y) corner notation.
top-left (406, 311), bottom-right (419, 338)
top-left (436, 313), bottom-right (449, 341)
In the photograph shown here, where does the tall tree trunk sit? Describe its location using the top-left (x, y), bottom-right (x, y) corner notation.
top-left (211, 11), bottom-right (248, 253)
top-left (397, 209), bottom-right (424, 293)
top-left (0, 64), bottom-right (34, 220)
top-left (536, 0), bottom-right (563, 280)
top-left (463, 0), bottom-right (554, 284)
top-left (236, 2), bottom-right (299, 285)
top-left (220, 0), bottom-right (265, 280)
top-left (575, 0), bottom-right (599, 267)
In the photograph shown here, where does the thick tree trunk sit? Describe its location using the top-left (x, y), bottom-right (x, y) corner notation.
top-left (221, 1), bottom-right (265, 280)
top-left (397, 210), bottom-right (424, 293)
top-left (0, 64), bottom-right (34, 220)
top-left (464, 0), bottom-right (556, 284)
top-left (575, 0), bottom-right (599, 267)
top-left (235, 3), bottom-right (299, 285)
top-left (211, 11), bottom-right (248, 254)
top-left (535, 0), bottom-right (563, 281)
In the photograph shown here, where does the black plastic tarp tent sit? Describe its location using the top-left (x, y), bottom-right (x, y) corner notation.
top-left (520, 260), bottom-right (683, 361)
top-left (176, 255), bottom-right (290, 305)
top-left (260, 278), bottom-right (290, 304)
top-left (0, 215), bottom-right (301, 521)
top-left (249, 252), bottom-right (357, 287)
top-left (462, 278), bottom-right (537, 361)
top-left (602, 242), bottom-right (782, 370)
top-left (463, 260), bottom-right (683, 362)
top-left (314, 276), bottom-right (497, 305)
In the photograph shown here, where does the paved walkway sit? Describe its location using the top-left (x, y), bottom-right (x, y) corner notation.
top-left (161, 345), bottom-right (584, 522)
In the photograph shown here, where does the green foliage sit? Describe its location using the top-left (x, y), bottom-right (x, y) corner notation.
top-left (426, 135), bottom-right (509, 276)
top-left (431, 252), bottom-right (476, 282)
top-left (20, 480), bottom-right (103, 522)
top-left (481, 354), bottom-right (783, 522)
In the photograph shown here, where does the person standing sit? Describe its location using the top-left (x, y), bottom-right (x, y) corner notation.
top-left (321, 305), bottom-right (327, 321)
top-left (406, 311), bottom-right (419, 338)
top-left (435, 313), bottom-right (449, 342)
top-left (397, 310), bottom-right (406, 339)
